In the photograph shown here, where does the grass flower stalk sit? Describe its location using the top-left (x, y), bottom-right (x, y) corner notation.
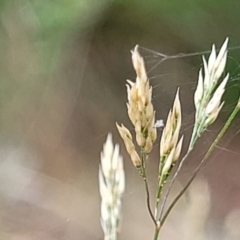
top-left (117, 45), bottom-right (157, 224)
top-left (158, 38), bottom-right (230, 227)
top-left (155, 89), bottom-right (183, 218)
top-left (160, 95), bottom-right (240, 227)
top-left (99, 37), bottom-right (240, 240)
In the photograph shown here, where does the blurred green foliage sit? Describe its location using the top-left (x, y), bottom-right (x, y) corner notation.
top-left (0, 0), bottom-right (239, 138)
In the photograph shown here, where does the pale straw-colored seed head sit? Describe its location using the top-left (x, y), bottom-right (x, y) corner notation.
top-left (160, 89), bottom-right (182, 157)
top-left (131, 45), bottom-right (147, 82)
top-left (160, 127), bottom-right (171, 157)
top-left (116, 123), bottom-right (141, 167)
top-left (194, 38), bottom-right (229, 131)
top-left (144, 135), bottom-right (153, 153)
top-left (158, 89), bottom-right (183, 185)
top-left (150, 125), bottom-right (157, 142)
top-left (160, 134), bottom-right (183, 177)
top-left (123, 45), bottom-right (156, 153)
top-left (99, 133), bottom-right (125, 239)
top-left (173, 135), bottom-right (184, 163)
top-left (172, 89), bottom-right (181, 118)
top-left (136, 131), bottom-right (146, 147)
top-left (129, 150), bottom-right (142, 168)
top-left (162, 148), bottom-right (175, 175)
top-left (100, 134), bottom-right (125, 195)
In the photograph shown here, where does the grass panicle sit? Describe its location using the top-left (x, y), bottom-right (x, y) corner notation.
top-left (117, 45), bottom-right (157, 173)
top-left (99, 37), bottom-right (240, 240)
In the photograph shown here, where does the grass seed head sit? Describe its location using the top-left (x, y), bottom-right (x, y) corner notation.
top-left (173, 135), bottom-right (184, 163)
top-left (162, 147), bottom-right (175, 175)
top-left (124, 46), bottom-right (157, 153)
top-left (194, 38), bottom-right (229, 129)
top-left (116, 123), bottom-right (141, 167)
top-left (131, 45), bottom-right (147, 81)
top-left (160, 90), bottom-right (182, 157)
top-left (99, 133), bottom-right (125, 239)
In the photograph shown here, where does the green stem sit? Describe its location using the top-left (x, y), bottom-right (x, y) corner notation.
top-left (160, 102), bottom-right (240, 227)
top-left (189, 119), bottom-right (199, 148)
top-left (153, 222), bottom-right (161, 240)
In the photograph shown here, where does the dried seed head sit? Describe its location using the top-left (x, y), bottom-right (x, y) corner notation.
top-left (116, 123), bottom-right (133, 142)
top-left (129, 149), bottom-right (141, 168)
top-left (162, 148), bottom-right (175, 175)
top-left (123, 46), bottom-right (157, 152)
top-left (100, 134), bottom-right (125, 194)
top-left (101, 133), bottom-right (115, 177)
top-left (131, 45), bottom-right (147, 82)
top-left (173, 135), bottom-right (184, 163)
top-left (160, 124), bottom-right (174, 157)
top-left (99, 133), bottom-right (125, 239)
top-left (144, 136), bottom-right (153, 153)
top-left (136, 131), bottom-right (146, 147)
top-left (150, 126), bottom-right (157, 142)
top-left (160, 89), bottom-right (182, 158)
top-left (116, 123), bottom-right (141, 167)
top-left (173, 89), bottom-right (181, 118)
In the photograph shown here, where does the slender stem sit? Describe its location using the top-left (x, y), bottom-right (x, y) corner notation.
top-left (160, 103), bottom-right (240, 226)
top-left (144, 178), bottom-right (156, 225)
top-left (153, 221), bottom-right (161, 240)
top-left (154, 175), bottom-right (163, 218)
top-left (140, 149), bottom-right (156, 225)
top-left (189, 119), bottom-right (199, 148)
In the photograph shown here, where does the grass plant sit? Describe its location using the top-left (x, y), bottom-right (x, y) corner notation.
top-left (99, 38), bottom-right (240, 240)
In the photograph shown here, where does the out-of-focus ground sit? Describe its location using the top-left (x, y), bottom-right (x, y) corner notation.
top-left (1, 0), bottom-right (240, 239)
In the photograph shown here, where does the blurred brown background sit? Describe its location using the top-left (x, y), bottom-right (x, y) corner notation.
top-left (0, 0), bottom-right (240, 239)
